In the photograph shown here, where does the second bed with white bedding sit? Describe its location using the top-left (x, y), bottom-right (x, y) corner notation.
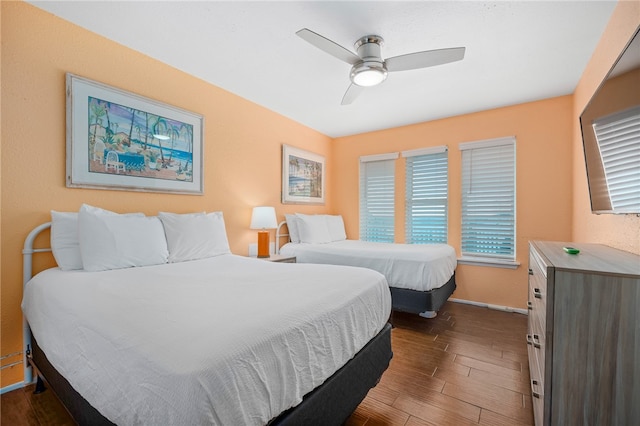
top-left (280, 240), bottom-right (457, 292)
top-left (22, 254), bottom-right (391, 425)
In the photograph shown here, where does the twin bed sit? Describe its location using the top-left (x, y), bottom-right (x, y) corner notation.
top-left (277, 213), bottom-right (458, 317)
top-left (21, 206), bottom-right (393, 425)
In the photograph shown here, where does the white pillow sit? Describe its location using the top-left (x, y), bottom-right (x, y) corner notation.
top-left (285, 214), bottom-right (301, 243)
top-left (50, 211), bottom-right (83, 271)
top-left (296, 214), bottom-right (332, 244)
top-left (326, 215), bottom-right (347, 242)
top-left (158, 212), bottom-right (231, 262)
top-left (78, 205), bottom-right (167, 272)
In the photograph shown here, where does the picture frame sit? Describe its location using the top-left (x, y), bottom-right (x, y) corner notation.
top-left (66, 73), bottom-right (204, 194)
top-left (282, 144), bottom-right (325, 204)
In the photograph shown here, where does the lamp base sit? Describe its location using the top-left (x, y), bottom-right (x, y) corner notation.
top-left (257, 230), bottom-right (270, 258)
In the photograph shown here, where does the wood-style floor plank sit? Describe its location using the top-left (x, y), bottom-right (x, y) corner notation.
top-left (392, 394), bottom-right (480, 426)
top-left (351, 301), bottom-right (533, 426)
top-left (467, 364), bottom-right (531, 395)
top-left (393, 390), bottom-right (481, 423)
top-left (1, 301), bottom-right (533, 425)
top-left (0, 384), bottom-right (74, 426)
top-left (0, 386), bottom-right (40, 426)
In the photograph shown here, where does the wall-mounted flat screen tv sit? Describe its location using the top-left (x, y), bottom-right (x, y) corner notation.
top-left (580, 26), bottom-right (640, 214)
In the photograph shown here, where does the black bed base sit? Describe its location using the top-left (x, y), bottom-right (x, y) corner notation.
top-left (28, 323), bottom-right (393, 426)
top-left (30, 337), bottom-right (115, 425)
top-left (272, 322), bottom-right (392, 425)
top-left (390, 273), bottom-right (456, 314)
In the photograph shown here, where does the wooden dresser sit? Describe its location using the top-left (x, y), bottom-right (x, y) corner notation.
top-left (527, 241), bottom-right (639, 426)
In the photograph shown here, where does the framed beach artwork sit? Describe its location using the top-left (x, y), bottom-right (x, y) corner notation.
top-left (282, 144), bottom-right (325, 204)
top-left (66, 73), bottom-right (204, 194)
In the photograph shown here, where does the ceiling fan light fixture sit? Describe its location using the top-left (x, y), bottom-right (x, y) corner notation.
top-left (296, 28), bottom-right (466, 104)
top-left (351, 63), bottom-right (388, 87)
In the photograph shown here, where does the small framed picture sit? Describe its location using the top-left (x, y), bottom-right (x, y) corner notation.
top-left (282, 144), bottom-right (325, 204)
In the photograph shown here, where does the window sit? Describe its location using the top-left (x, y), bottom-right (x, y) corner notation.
top-left (359, 153), bottom-right (398, 242)
top-left (593, 106), bottom-right (640, 212)
top-left (460, 137), bottom-right (516, 264)
top-left (403, 146), bottom-right (448, 244)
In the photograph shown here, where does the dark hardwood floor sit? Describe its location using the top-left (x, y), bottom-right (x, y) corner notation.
top-left (1, 301), bottom-right (532, 425)
top-left (347, 301), bottom-right (533, 426)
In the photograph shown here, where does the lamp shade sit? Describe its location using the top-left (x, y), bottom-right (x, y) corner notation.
top-left (250, 206), bottom-right (278, 229)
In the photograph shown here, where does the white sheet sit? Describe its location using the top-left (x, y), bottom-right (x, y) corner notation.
top-left (22, 254), bottom-right (391, 425)
top-left (280, 240), bottom-right (457, 292)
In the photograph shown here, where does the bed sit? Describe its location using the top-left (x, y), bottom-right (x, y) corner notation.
top-left (277, 213), bottom-right (457, 317)
top-left (20, 205), bottom-right (393, 425)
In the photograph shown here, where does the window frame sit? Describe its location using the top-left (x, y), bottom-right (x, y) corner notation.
top-left (403, 146), bottom-right (449, 244)
top-left (359, 152), bottom-right (398, 243)
top-left (458, 137), bottom-right (519, 269)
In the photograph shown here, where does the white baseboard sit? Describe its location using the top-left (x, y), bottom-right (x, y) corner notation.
top-left (1, 381), bottom-right (25, 395)
top-left (450, 298), bottom-right (528, 315)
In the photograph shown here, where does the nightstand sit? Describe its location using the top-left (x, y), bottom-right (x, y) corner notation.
top-left (251, 254), bottom-right (296, 263)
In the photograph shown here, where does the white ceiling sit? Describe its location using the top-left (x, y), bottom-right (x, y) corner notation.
top-left (28, 1), bottom-right (617, 138)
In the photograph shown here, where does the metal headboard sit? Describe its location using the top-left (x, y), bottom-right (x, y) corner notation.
top-left (21, 222), bottom-right (52, 385)
top-left (275, 221), bottom-right (290, 255)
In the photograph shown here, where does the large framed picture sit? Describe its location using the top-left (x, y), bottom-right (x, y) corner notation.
top-left (66, 73), bottom-right (204, 194)
top-left (282, 144), bottom-right (325, 204)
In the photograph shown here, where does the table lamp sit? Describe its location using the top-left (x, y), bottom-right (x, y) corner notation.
top-left (250, 206), bottom-right (278, 258)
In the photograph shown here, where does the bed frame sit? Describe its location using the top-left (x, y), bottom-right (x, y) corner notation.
top-left (22, 222), bottom-right (393, 425)
top-left (275, 221), bottom-right (456, 315)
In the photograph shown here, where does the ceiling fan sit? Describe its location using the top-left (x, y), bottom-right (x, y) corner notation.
top-left (296, 28), bottom-right (465, 105)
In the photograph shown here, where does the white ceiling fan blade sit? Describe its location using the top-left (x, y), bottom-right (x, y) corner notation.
top-left (296, 28), bottom-right (361, 65)
top-left (386, 47), bottom-right (465, 72)
top-left (341, 84), bottom-right (365, 105)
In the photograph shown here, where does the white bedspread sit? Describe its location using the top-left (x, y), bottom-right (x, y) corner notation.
top-left (22, 254), bottom-right (390, 425)
top-left (280, 240), bottom-right (457, 292)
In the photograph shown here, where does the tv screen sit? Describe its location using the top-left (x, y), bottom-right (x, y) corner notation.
top-left (579, 26), bottom-right (640, 214)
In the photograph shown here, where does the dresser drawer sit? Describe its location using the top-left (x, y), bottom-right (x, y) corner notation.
top-left (529, 250), bottom-right (548, 339)
top-left (529, 281), bottom-right (546, 330)
top-left (527, 332), bottom-right (545, 398)
top-left (529, 259), bottom-right (547, 303)
top-left (531, 382), bottom-right (544, 426)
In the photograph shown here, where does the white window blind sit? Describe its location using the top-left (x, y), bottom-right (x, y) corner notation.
top-left (460, 137), bottom-right (515, 260)
top-left (593, 106), bottom-right (640, 212)
top-left (359, 154), bottom-right (397, 242)
top-left (404, 147), bottom-right (448, 244)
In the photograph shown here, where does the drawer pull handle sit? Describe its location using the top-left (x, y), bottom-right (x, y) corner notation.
top-left (534, 288), bottom-right (542, 299)
top-left (533, 334), bottom-right (541, 348)
top-left (532, 391), bottom-right (540, 399)
top-left (526, 334), bottom-right (532, 345)
top-left (528, 268), bottom-right (534, 276)
top-left (527, 301), bottom-right (533, 310)
top-left (532, 380), bottom-right (539, 385)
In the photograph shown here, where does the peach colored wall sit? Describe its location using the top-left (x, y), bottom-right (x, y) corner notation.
top-left (332, 96), bottom-right (574, 312)
top-left (572, 0), bottom-right (640, 254)
top-left (1, 2), bottom-right (332, 387)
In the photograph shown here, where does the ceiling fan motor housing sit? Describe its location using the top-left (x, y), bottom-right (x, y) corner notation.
top-left (351, 35), bottom-right (388, 86)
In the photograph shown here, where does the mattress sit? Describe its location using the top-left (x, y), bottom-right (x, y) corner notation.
top-left (22, 254), bottom-right (391, 425)
top-left (280, 240), bottom-right (457, 292)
